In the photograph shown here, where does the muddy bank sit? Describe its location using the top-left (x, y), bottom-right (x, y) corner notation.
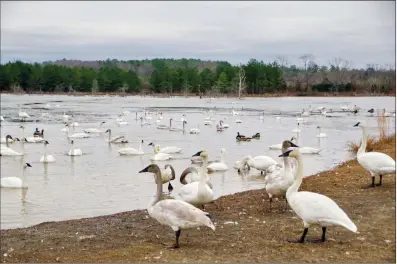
top-left (1, 137), bottom-right (395, 263)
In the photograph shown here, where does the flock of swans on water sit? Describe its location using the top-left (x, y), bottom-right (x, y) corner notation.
top-left (0, 102), bottom-right (396, 249)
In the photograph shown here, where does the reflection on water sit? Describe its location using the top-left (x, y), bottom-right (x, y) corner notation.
top-left (0, 94), bottom-right (395, 229)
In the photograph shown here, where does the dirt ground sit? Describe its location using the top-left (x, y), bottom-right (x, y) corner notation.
top-left (1, 137), bottom-right (395, 263)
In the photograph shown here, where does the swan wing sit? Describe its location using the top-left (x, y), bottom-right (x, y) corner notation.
top-left (358, 152), bottom-right (396, 174)
top-left (207, 162), bottom-right (228, 171)
top-left (289, 192), bottom-right (357, 232)
top-left (150, 199), bottom-right (215, 231)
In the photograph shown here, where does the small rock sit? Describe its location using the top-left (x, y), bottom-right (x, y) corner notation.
top-left (145, 215), bottom-right (149, 219)
top-left (256, 219), bottom-right (259, 222)
top-left (75, 232), bottom-right (79, 235)
top-left (357, 237), bottom-right (365, 241)
top-left (56, 257), bottom-right (60, 262)
top-left (41, 239), bottom-right (44, 243)
top-left (3, 253), bottom-right (7, 257)
top-left (385, 240), bottom-right (391, 244)
top-left (153, 256), bottom-right (161, 259)
top-left (197, 227), bottom-right (200, 230)
top-left (345, 252), bottom-right (350, 255)
top-left (262, 221), bottom-right (266, 224)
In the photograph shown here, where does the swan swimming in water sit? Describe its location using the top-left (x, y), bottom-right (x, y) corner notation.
top-left (68, 140), bottom-right (82, 156)
top-left (315, 126), bottom-right (327, 138)
top-left (238, 155), bottom-right (280, 175)
top-left (40, 141), bottom-right (56, 163)
top-left (207, 148), bottom-right (228, 172)
top-left (354, 121), bottom-right (396, 188)
top-left (66, 125), bottom-right (90, 139)
top-left (117, 140), bottom-right (145, 155)
top-left (279, 148), bottom-right (357, 243)
top-left (105, 129), bottom-right (128, 143)
top-left (1, 135), bottom-right (23, 156)
top-left (138, 163), bottom-right (215, 249)
top-left (148, 142), bottom-right (182, 154)
top-left (1, 162), bottom-right (32, 188)
top-left (83, 121), bottom-right (107, 133)
top-left (0, 135), bottom-right (20, 144)
top-left (178, 151), bottom-right (214, 209)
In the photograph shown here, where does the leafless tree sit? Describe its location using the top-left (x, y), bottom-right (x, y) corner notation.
top-left (328, 57), bottom-right (351, 91)
top-left (237, 65), bottom-right (246, 99)
top-left (299, 54), bottom-right (315, 92)
top-left (276, 55), bottom-right (289, 67)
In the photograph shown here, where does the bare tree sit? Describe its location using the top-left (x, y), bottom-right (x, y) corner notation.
top-left (235, 65), bottom-right (246, 99)
top-left (276, 55), bottom-right (289, 67)
top-left (328, 57), bottom-right (351, 92)
top-left (299, 54), bottom-right (315, 92)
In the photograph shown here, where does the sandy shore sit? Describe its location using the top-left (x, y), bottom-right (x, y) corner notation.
top-left (1, 136), bottom-right (395, 263)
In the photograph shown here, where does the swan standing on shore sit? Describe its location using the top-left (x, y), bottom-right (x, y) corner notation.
top-left (68, 140), bottom-right (82, 156)
top-left (264, 140), bottom-right (299, 211)
top-left (117, 140), bottom-right (144, 155)
top-left (40, 141), bottom-right (56, 163)
top-left (354, 121), bottom-right (396, 188)
top-left (279, 148), bottom-right (358, 243)
top-left (138, 164), bottom-right (215, 249)
top-left (207, 148), bottom-right (228, 172)
top-left (1, 162), bottom-right (32, 188)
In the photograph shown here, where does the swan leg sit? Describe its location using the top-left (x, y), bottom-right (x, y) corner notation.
top-left (284, 198), bottom-right (289, 211)
top-left (362, 176), bottom-right (375, 189)
top-left (167, 230), bottom-right (181, 249)
top-left (376, 175), bottom-right (383, 186)
top-left (167, 182), bottom-right (173, 192)
top-left (288, 228), bottom-right (308, 243)
top-left (268, 197), bottom-right (273, 212)
top-left (308, 227), bottom-right (327, 243)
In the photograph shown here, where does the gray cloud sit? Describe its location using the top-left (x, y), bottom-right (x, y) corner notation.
top-left (1, 1), bottom-right (395, 68)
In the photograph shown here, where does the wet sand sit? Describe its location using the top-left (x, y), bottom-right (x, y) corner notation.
top-left (1, 136), bottom-right (395, 263)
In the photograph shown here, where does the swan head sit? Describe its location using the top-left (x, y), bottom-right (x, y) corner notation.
top-left (24, 163), bottom-right (32, 168)
top-left (192, 150), bottom-right (208, 159)
top-left (71, 140), bottom-right (74, 144)
top-left (148, 142), bottom-right (154, 146)
top-left (139, 164), bottom-right (160, 174)
top-left (290, 136), bottom-right (297, 141)
top-left (105, 129), bottom-right (111, 133)
top-left (316, 126), bottom-right (320, 129)
top-left (44, 140), bottom-right (49, 145)
top-left (221, 148), bottom-right (226, 154)
top-left (14, 137), bottom-right (20, 142)
top-left (141, 140), bottom-right (144, 143)
top-left (354, 121), bottom-right (366, 128)
top-left (282, 140), bottom-right (299, 150)
top-left (279, 148), bottom-right (300, 158)
top-left (5, 135), bottom-right (13, 140)
top-left (20, 125), bottom-right (24, 129)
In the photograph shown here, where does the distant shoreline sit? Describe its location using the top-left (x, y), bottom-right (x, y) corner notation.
top-left (1, 91), bottom-right (395, 98)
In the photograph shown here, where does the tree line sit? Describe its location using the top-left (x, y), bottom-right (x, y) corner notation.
top-left (0, 56), bottom-right (395, 95)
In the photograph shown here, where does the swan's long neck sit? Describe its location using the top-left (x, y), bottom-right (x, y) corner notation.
top-left (44, 144), bottom-right (47, 156)
top-left (108, 130), bottom-right (111, 141)
top-left (6, 138), bottom-right (9, 148)
top-left (201, 156), bottom-right (209, 176)
top-left (151, 169), bottom-right (163, 207)
top-left (286, 155), bottom-right (303, 198)
top-left (139, 141), bottom-right (142, 151)
top-left (169, 119), bottom-right (172, 129)
top-left (358, 126), bottom-right (368, 157)
top-left (221, 152), bottom-right (225, 163)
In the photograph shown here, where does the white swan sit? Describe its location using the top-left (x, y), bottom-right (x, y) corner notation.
top-left (18, 105), bottom-right (30, 121)
top-left (0, 136), bottom-right (23, 156)
top-left (117, 140), bottom-right (144, 155)
top-left (207, 148), bottom-right (228, 172)
top-left (298, 146), bottom-right (322, 154)
top-left (66, 125), bottom-right (90, 139)
top-left (40, 141), bottom-right (56, 163)
top-left (169, 119), bottom-right (187, 132)
top-left (0, 135), bottom-right (20, 144)
top-left (20, 126), bottom-right (45, 143)
top-left (220, 120), bottom-right (229, 128)
top-left (83, 121), bottom-right (107, 133)
top-left (138, 164), bottom-right (215, 249)
top-left (63, 112), bottom-right (69, 123)
top-left (148, 142), bottom-right (182, 154)
top-left (235, 119), bottom-right (242, 123)
top-left (190, 125), bottom-right (200, 134)
top-left (1, 162), bottom-right (32, 188)
top-left (264, 140), bottom-right (299, 211)
top-left (316, 126), bottom-right (327, 138)
top-left (68, 140), bottom-right (82, 156)
top-left (279, 148), bottom-right (357, 243)
top-left (179, 151), bottom-right (214, 209)
top-left (150, 148), bottom-right (173, 161)
top-left (105, 129), bottom-right (128, 143)
top-left (0, 116), bottom-right (4, 122)
top-left (292, 123), bottom-right (301, 133)
top-left (354, 121), bottom-right (396, 188)
top-left (237, 155), bottom-right (280, 175)
top-left (269, 137), bottom-right (295, 150)
top-left (157, 123), bottom-right (169, 130)
top-left (181, 114), bottom-right (187, 122)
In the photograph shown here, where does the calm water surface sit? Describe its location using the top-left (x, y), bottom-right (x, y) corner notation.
top-left (0, 94), bottom-right (395, 229)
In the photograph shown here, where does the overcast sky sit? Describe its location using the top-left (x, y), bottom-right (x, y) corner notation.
top-left (1, 1), bottom-right (395, 68)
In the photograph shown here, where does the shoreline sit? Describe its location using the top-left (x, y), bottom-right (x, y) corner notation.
top-left (0, 136), bottom-right (395, 262)
top-left (1, 91), bottom-right (395, 98)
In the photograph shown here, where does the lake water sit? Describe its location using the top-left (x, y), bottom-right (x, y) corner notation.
top-left (0, 94), bottom-right (395, 229)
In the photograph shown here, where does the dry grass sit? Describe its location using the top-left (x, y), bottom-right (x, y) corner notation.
top-left (347, 112), bottom-right (395, 153)
top-left (0, 137), bottom-right (395, 263)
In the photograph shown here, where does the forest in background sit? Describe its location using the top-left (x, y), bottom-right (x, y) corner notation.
top-left (0, 55), bottom-right (395, 96)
